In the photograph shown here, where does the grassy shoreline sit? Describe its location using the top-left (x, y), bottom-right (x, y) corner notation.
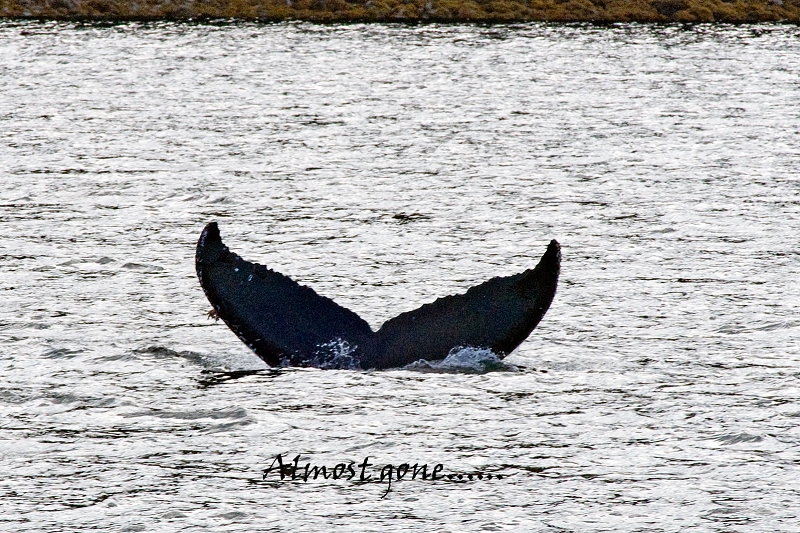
top-left (1, 0), bottom-right (799, 23)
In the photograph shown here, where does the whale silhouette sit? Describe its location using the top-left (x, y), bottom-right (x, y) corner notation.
top-left (196, 222), bottom-right (560, 369)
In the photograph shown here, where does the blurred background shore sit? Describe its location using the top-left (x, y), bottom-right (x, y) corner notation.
top-left (2, 0), bottom-right (798, 23)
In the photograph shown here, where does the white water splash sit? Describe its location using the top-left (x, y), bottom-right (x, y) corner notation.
top-left (404, 346), bottom-right (517, 373)
top-left (312, 338), bottom-right (362, 370)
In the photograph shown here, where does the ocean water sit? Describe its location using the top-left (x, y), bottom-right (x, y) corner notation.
top-left (1, 20), bottom-right (799, 532)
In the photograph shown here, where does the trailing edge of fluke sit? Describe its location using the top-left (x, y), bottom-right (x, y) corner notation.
top-left (196, 222), bottom-right (560, 370)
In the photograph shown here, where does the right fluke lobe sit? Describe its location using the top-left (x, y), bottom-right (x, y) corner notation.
top-left (361, 239), bottom-right (560, 369)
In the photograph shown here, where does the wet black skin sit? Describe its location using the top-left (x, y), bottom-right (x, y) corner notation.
top-left (196, 222), bottom-right (560, 369)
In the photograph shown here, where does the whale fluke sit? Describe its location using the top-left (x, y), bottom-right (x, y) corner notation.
top-left (196, 222), bottom-right (560, 369)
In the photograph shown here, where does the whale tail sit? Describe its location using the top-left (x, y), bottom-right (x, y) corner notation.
top-left (196, 222), bottom-right (560, 369)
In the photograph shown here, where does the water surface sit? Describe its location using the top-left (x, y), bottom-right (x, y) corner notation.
top-left (1, 21), bottom-right (799, 532)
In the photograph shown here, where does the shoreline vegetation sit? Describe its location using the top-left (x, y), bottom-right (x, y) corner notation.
top-left (1, 0), bottom-right (799, 23)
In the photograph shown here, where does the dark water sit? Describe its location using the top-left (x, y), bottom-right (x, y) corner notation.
top-left (1, 21), bottom-right (799, 532)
